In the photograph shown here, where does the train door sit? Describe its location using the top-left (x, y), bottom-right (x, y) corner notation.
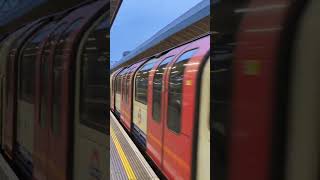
top-left (73, 13), bottom-right (108, 180)
top-left (15, 21), bottom-right (56, 176)
top-left (4, 21), bottom-right (42, 160)
top-left (0, 35), bottom-right (15, 157)
top-left (111, 68), bottom-right (120, 112)
top-left (0, 32), bottom-right (24, 154)
top-left (162, 36), bottom-right (209, 179)
top-left (131, 58), bottom-right (156, 148)
top-left (0, 39), bottom-right (9, 148)
top-left (146, 47), bottom-right (184, 168)
top-left (121, 62), bottom-right (143, 131)
top-left (48, 18), bottom-right (83, 180)
top-left (34, 22), bottom-right (68, 180)
top-left (115, 68), bottom-right (127, 117)
top-left (120, 70), bottom-right (128, 124)
top-left (110, 70), bottom-right (117, 112)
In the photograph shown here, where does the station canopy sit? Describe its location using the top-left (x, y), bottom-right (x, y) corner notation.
top-left (111, 0), bottom-right (210, 71)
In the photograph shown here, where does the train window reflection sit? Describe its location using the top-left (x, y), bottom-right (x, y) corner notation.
top-left (152, 56), bottom-right (174, 122)
top-left (135, 58), bottom-right (157, 105)
top-left (167, 49), bottom-right (197, 133)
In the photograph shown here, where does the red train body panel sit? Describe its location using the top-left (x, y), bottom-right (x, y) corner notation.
top-left (228, 1), bottom-right (291, 180)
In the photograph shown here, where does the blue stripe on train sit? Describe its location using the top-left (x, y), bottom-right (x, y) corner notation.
top-left (132, 124), bottom-right (146, 150)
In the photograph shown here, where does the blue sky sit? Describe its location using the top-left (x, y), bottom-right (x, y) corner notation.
top-left (110, 0), bottom-right (203, 65)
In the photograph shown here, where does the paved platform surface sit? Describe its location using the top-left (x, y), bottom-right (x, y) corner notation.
top-left (0, 154), bottom-right (18, 180)
top-left (110, 112), bottom-right (159, 180)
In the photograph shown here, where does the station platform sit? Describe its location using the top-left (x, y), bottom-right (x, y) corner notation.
top-left (0, 154), bottom-right (18, 180)
top-left (110, 112), bottom-right (159, 180)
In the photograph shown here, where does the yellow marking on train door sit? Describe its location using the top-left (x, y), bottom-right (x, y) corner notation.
top-left (243, 60), bottom-right (261, 75)
top-left (186, 80), bottom-right (192, 86)
top-left (110, 127), bottom-right (137, 180)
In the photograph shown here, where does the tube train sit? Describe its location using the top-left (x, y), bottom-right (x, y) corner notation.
top-left (112, 0), bottom-right (320, 180)
top-left (110, 34), bottom-right (210, 180)
top-left (213, 0), bottom-right (320, 180)
top-left (0, 0), bottom-right (108, 180)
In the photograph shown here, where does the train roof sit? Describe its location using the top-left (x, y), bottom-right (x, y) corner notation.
top-left (111, 0), bottom-right (210, 71)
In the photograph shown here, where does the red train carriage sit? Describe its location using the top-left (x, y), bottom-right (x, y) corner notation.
top-left (214, 1), bottom-right (320, 180)
top-left (0, 0), bottom-right (109, 180)
top-left (111, 34), bottom-right (210, 180)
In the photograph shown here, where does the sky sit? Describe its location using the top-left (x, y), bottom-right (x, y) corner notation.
top-left (110, 0), bottom-right (203, 66)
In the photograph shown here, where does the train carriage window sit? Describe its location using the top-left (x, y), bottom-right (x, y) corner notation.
top-left (135, 58), bottom-right (158, 104)
top-left (167, 49), bottom-right (197, 133)
top-left (40, 61), bottom-right (49, 128)
top-left (116, 69), bottom-right (127, 94)
top-left (19, 51), bottom-right (36, 102)
top-left (79, 17), bottom-right (108, 133)
top-left (116, 72), bottom-right (123, 94)
top-left (126, 75), bottom-right (130, 103)
top-left (152, 56), bottom-right (174, 122)
top-left (122, 76), bottom-right (124, 101)
top-left (53, 19), bottom-right (83, 135)
top-left (121, 75), bottom-right (124, 99)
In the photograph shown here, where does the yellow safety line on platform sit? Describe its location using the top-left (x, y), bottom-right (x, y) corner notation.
top-left (110, 127), bottom-right (137, 180)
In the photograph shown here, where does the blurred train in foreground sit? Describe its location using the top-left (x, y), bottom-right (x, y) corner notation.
top-left (0, 0), bottom-right (108, 179)
top-left (111, 34), bottom-right (210, 180)
top-left (112, 0), bottom-right (320, 180)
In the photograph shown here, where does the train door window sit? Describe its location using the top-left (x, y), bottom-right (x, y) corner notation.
top-left (40, 61), bottom-right (49, 128)
top-left (121, 75), bottom-right (124, 99)
top-left (167, 49), bottom-right (197, 133)
top-left (123, 75), bottom-right (126, 101)
top-left (135, 58), bottom-right (158, 104)
top-left (124, 75), bottom-right (127, 103)
top-left (52, 19), bottom-right (83, 135)
top-left (126, 73), bottom-right (130, 103)
top-left (19, 51), bottom-right (35, 103)
top-left (152, 56), bottom-right (174, 122)
top-left (115, 77), bottom-right (119, 93)
top-left (117, 70), bottom-right (126, 96)
top-left (6, 59), bottom-right (11, 107)
top-left (79, 17), bottom-right (108, 133)
top-left (116, 77), bottom-right (119, 93)
top-left (126, 75), bottom-right (130, 103)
